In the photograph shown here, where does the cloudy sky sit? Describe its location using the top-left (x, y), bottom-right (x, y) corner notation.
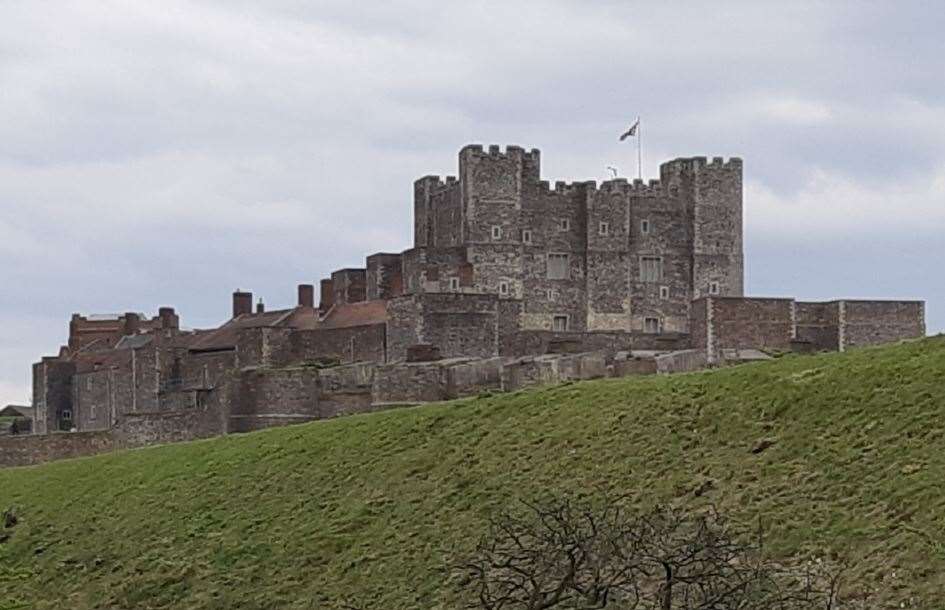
top-left (1, 1), bottom-right (942, 406)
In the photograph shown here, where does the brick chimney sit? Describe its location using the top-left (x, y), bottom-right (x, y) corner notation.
top-left (319, 278), bottom-right (334, 312)
top-left (298, 284), bottom-right (315, 308)
top-left (233, 290), bottom-right (252, 318)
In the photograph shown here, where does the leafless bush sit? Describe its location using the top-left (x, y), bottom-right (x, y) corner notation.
top-left (454, 496), bottom-right (868, 610)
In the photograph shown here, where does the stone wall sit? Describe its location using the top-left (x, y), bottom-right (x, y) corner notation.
top-left (0, 407), bottom-right (223, 468)
top-left (113, 408), bottom-right (225, 446)
top-left (0, 431), bottom-right (116, 468)
top-left (795, 301), bottom-right (840, 351)
top-left (386, 293), bottom-right (500, 362)
top-left (655, 349), bottom-right (709, 374)
top-left (366, 253), bottom-right (403, 301)
top-left (695, 297), bottom-right (795, 354)
top-left (331, 269), bottom-right (367, 305)
top-left (841, 300), bottom-right (925, 350)
top-left (501, 330), bottom-right (635, 356)
top-left (229, 368), bottom-right (321, 433)
top-left (276, 325), bottom-right (387, 366)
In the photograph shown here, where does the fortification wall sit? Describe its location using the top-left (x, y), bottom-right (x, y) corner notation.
top-left (386, 293), bottom-right (500, 362)
top-left (0, 431), bottom-right (116, 468)
top-left (501, 330), bottom-right (634, 357)
top-left (318, 362), bottom-right (375, 417)
top-left (795, 301), bottom-right (840, 351)
top-left (272, 325), bottom-right (387, 366)
top-left (841, 300), bottom-right (925, 350)
top-left (113, 408), bottom-right (224, 446)
top-left (700, 297), bottom-right (795, 353)
top-left (0, 407), bottom-right (223, 468)
top-left (229, 368), bottom-right (321, 433)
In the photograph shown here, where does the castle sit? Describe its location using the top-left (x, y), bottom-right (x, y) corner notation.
top-left (5, 144), bottom-right (926, 466)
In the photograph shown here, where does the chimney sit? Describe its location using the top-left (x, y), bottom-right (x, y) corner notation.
top-left (319, 278), bottom-right (334, 312)
top-left (256, 298), bottom-right (265, 314)
top-left (233, 290), bottom-right (252, 318)
top-left (298, 284), bottom-right (315, 308)
top-left (123, 312), bottom-right (141, 335)
top-left (158, 307), bottom-right (179, 330)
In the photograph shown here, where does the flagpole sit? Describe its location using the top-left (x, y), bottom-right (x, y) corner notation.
top-left (637, 115), bottom-right (642, 181)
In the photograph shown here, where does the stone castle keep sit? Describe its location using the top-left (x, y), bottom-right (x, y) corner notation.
top-left (4, 144), bottom-right (926, 467)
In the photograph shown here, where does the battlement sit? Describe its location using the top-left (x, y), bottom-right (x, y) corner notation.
top-left (598, 178), bottom-right (665, 196)
top-left (460, 144), bottom-right (541, 163)
top-left (414, 175), bottom-right (459, 190)
top-left (661, 156), bottom-right (743, 173)
top-left (533, 179), bottom-right (597, 197)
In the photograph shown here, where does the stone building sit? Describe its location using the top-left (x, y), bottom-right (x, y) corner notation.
top-left (15, 144), bottom-right (926, 464)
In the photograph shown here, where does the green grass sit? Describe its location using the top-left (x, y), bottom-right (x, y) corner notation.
top-left (2, 337), bottom-right (945, 609)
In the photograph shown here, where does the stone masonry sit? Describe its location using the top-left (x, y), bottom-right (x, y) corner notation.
top-left (9, 144), bottom-right (926, 467)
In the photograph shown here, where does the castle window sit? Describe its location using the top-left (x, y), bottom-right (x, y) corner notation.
top-left (644, 317), bottom-right (662, 334)
top-left (640, 256), bottom-right (663, 282)
top-left (559, 218), bottom-right (570, 231)
top-left (499, 281), bottom-right (510, 296)
top-left (599, 221), bottom-right (610, 236)
top-left (709, 281), bottom-right (720, 295)
top-left (547, 253), bottom-right (570, 280)
top-left (86, 377), bottom-right (92, 391)
top-left (491, 226), bottom-right (502, 240)
top-left (449, 277), bottom-right (459, 291)
top-left (660, 286), bottom-right (670, 300)
top-left (546, 289), bottom-right (556, 301)
top-left (61, 409), bottom-right (72, 421)
top-left (90, 403), bottom-right (96, 420)
top-left (641, 219), bottom-right (650, 235)
top-left (553, 315), bottom-right (569, 332)
top-left (522, 229), bottom-right (532, 244)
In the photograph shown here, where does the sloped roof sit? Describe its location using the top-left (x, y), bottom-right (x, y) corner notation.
top-left (185, 302), bottom-right (388, 352)
top-left (0, 405), bottom-right (32, 418)
top-left (187, 309), bottom-right (298, 352)
top-left (73, 349), bottom-right (133, 374)
top-left (319, 300), bottom-right (388, 329)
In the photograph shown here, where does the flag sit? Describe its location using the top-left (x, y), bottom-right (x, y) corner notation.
top-left (619, 119), bottom-right (639, 141)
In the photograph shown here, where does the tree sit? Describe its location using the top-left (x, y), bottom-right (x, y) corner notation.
top-left (454, 496), bottom-right (867, 610)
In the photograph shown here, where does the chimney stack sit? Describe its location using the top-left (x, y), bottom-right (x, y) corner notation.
top-left (158, 307), bottom-right (179, 330)
top-left (319, 278), bottom-right (335, 312)
top-left (123, 312), bottom-right (141, 335)
top-left (256, 298), bottom-right (265, 314)
top-left (298, 284), bottom-right (315, 308)
top-left (232, 290), bottom-right (252, 318)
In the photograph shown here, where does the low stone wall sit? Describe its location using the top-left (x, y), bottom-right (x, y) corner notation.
top-left (447, 357), bottom-right (503, 397)
top-left (612, 357), bottom-right (658, 377)
top-left (0, 431), bottom-right (116, 468)
top-left (114, 408), bottom-right (225, 446)
top-left (655, 350), bottom-right (709, 374)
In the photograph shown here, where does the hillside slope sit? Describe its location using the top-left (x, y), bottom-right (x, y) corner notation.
top-left (2, 338), bottom-right (944, 609)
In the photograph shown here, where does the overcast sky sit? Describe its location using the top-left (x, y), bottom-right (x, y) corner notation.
top-left (1, 1), bottom-right (942, 406)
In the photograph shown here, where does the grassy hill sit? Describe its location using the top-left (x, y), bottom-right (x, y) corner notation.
top-left (2, 337), bottom-right (944, 609)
